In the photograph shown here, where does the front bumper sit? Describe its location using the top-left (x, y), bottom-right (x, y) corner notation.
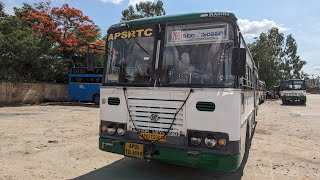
top-left (281, 96), bottom-right (306, 101)
top-left (99, 137), bottom-right (241, 172)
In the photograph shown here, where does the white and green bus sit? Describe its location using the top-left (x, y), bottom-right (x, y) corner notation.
top-left (99, 12), bottom-right (259, 172)
top-left (280, 79), bottom-right (307, 105)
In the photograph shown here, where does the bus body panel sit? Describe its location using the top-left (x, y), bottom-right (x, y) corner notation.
top-left (99, 87), bottom-right (247, 172)
top-left (100, 87), bottom-right (129, 124)
top-left (100, 87), bottom-right (242, 141)
top-left (68, 83), bottom-right (100, 102)
top-left (239, 92), bottom-right (255, 154)
top-left (241, 92), bottom-right (255, 135)
top-left (185, 89), bottom-right (241, 141)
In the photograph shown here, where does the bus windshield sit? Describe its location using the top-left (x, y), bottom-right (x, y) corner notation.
top-left (106, 35), bottom-right (154, 84)
top-left (105, 22), bottom-right (235, 87)
top-left (161, 23), bottom-right (234, 86)
top-left (281, 80), bottom-right (306, 90)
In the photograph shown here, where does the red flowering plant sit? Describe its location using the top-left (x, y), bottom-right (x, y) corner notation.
top-left (22, 2), bottom-right (100, 64)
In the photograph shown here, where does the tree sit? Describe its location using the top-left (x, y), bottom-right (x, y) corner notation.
top-left (301, 71), bottom-right (310, 80)
top-left (0, 8), bottom-right (50, 81)
top-left (284, 35), bottom-right (306, 79)
top-left (0, 2), bottom-right (7, 18)
top-left (121, 0), bottom-right (165, 21)
top-left (0, 3), bottom-right (71, 83)
top-left (249, 28), bottom-right (306, 89)
top-left (21, 2), bottom-right (99, 65)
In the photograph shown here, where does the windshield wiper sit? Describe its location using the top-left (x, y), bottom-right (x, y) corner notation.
top-left (125, 23), bottom-right (150, 56)
top-left (133, 38), bottom-right (150, 56)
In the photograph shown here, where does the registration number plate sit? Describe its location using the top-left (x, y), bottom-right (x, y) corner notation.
top-left (139, 132), bottom-right (166, 142)
top-left (125, 143), bottom-right (144, 159)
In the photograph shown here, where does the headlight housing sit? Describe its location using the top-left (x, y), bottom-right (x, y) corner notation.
top-left (100, 121), bottom-right (126, 136)
top-left (187, 130), bottom-right (229, 151)
top-left (117, 125), bottom-right (126, 136)
top-left (107, 124), bottom-right (117, 135)
top-left (189, 133), bottom-right (202, 146)
top-left (204, 136), bottom-right (217, 148)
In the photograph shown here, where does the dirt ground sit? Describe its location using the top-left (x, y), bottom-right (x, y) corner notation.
top-left (0, 95), bottom-right (319, 180)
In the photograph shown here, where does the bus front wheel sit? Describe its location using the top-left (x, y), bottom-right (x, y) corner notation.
top-left (282, 100), bottom-right (288, 105)
top-left (93, 94), bottom-right (100, 105)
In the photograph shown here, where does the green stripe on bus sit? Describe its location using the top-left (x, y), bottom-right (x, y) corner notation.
top-left (99, 137), bottom-right (241, 172)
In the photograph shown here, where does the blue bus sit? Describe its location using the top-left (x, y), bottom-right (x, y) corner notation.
top-left (68, 67), bottom-right (103, 105)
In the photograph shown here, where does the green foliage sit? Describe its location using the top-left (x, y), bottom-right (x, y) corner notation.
top-left (0, 4), bottom-right (70, 83)
top-left (249, 28), bottom-right (306, 89)
top-left (0, 2), bottom-right (7, 18)
top-left (300, 70), bottom-right (310, 80)
top-left (121, 0), bottom-right (165, 21)
top-left (0, 3), bottom-right (103, 83)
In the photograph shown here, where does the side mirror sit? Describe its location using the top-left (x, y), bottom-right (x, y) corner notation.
top-left (86, 51), bottom-right (94, 72)
top-left (231, 48), bottom-right (246, 76)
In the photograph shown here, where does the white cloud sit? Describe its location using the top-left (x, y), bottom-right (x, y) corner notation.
top-left (100, 0), bottom-right (125, 4)
top-left (314, 67), bottom-right (320, 71)
top-left (2, 0), bottom-right (68, 14)
top-left (2, 0), bottom-right (20, 15)
top-left (99, 0), bottom-right (152, 5)
top-left (129, 0), bottom-right (153, 6)
top-left (238, 19), bottom-right (290, 39)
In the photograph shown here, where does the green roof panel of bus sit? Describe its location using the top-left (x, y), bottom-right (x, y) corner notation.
top-left (108, 12), bottom-right (237, 30)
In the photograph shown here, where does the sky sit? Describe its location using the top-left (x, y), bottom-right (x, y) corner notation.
top-left (2, 0), bottom-right (320, 77)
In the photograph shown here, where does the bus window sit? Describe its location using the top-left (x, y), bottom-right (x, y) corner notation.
top-left (72, 68), bottom-right (104, 75)
top-left (70, 77), bottom-right (102, 84)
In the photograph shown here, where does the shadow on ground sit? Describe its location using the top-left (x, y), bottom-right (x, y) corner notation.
top-left (40, 102), bottom-right (99, 108)
top-left (73, 140), bottom-right (252, 180)
top-left (280, 102), bottom-right (307, 107)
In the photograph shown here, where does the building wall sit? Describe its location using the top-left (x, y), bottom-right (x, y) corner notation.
top-left (0, 81), bottom-right (68, 104)
top-left (44, 84), bottom-right (68, 101)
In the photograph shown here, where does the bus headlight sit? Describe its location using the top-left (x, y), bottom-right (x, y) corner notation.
top-left (204, 136), bottom-right (217, 148)
top-left (190, 133), bottom-right (202, 146)
top-left (117, 127), bottom-right (126, 136)
top-left (107, 124), bottom-right (117, 135)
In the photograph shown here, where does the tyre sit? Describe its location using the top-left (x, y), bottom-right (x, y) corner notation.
top-left (93, 94), bottom-right (100, 105)
top-left (282, 100), bottom-right (287, 105)
top-left (300, 99), bottom-right (306, 105)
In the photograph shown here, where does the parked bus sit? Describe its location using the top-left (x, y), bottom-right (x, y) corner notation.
top-left (68, 67), bottom-right (103, 105)
top-left (258, 80), bottom-right (266, 104)
top-left (280, 79), bottom-right (306, 105)
top-left (99, 12), bottom-right (259, 172)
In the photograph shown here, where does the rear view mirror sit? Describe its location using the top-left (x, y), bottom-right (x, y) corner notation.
top-left (231, 48), bottom-right (246, 76)
top-left (86, 51), bottom-right (94, 72)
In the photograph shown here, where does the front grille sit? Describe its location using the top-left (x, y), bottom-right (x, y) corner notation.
top-left (288, 93), bottom-right (298, 96)
top-left (127, 98), bottom-right (185, 136)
